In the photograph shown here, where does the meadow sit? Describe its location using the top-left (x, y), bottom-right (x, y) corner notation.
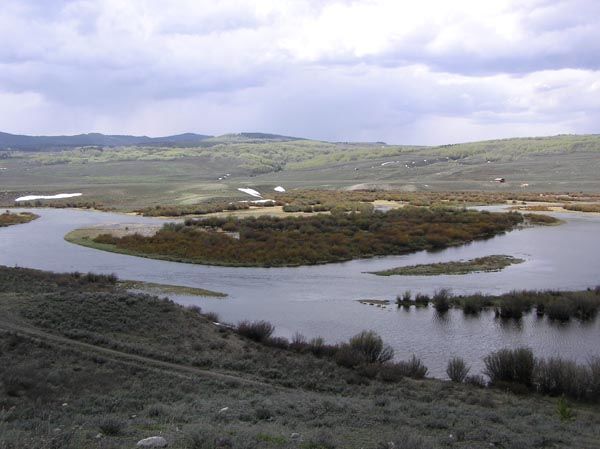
top-left (2, 133), bottom-right (600, 211)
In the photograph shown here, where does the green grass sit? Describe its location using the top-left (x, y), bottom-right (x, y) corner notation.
top-left (1, 266), bottom-right (599, 448)
top-left (370, 255), bottom-right (524, 276)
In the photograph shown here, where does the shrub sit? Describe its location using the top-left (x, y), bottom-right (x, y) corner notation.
top-left (433, 289), bottom-right (451, 313)
top-left (588, 357), bottom-right (600, 400)
top-left (146, 403), bottom-right (170, 417)
top-left (203, 311), bottom-right (220, 322)
top-left (465, 374), bottom-right (487, 388)
top-left (545, 301), bottom-right (573, 321)
top-left (484, 347), bottom-right (536, 388)
top-left (265, 336), bottom-right (289, 349)
top-left (98, 416), bottom-right (126, 436)
top-left (290, 332), bottom-right (308, 351)
top-left (556, 396), bottom-right (574, 421)
top-left (334, 344), bottom-right (367, 368)
top-left (462, 297), bottom-right (482, 315)
top-left (378, 363), bottom-right (405, 382)
top-left (308, 337), bottom-right (337, 357)
top-left (446, 357), bottom-right (470, 383)
top-left (414, 293), bottom-right (430, 306)
top-left (496, 297), bottom-right (527, 319)
top-left (348, 331), bottom-right (394, 364)
top-left (395, 355), bottom-right (428, 379)
top-left (573, 296), bottom-right (599, 320)
top-left (185, 427), bottom-right (219, 449)
top-left (536, 357), bottom-right (591, 400)
top-left (236, 320), bottom-right (275, 342)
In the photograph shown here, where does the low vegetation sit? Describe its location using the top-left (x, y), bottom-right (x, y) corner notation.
top-left (0, 210), bottom-right (38, 227)
top-left (120, 191), bottom-right (600, 218)
top-left (84, 207), bottom-right (525, 267)
top-left (396, 288), bottom-right (600, 321)
top-left (563, 203), bottom-right (600, 213)
top-left (118, 280), bottom-right (226, 298)
top-left (371, 255), bottom-right (524, 276)
top-left (1, 266), bottom-right (600, 448)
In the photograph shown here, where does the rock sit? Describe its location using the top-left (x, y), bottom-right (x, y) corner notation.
top-left (290, 432), bottom-right (302, 441)
top-left (136, 436), bottom-right (168, 447)
top-left (218, 407), bottom-right (229, 414)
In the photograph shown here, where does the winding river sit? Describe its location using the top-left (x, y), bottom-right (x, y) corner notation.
top-left (1, 207), bottom-right (599, 377)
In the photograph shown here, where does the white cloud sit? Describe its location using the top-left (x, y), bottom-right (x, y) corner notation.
top-left (0, 0), bottom-right (599, 143)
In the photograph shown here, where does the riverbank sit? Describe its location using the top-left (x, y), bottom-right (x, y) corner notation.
top-left (1, 266), bottom-right (599, 448)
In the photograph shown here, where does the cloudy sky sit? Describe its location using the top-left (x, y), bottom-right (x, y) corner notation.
top-left (1, 0), bottom-right (599, 144)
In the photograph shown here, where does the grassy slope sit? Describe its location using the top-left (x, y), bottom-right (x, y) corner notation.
top-left (1, 134), bottom-right (600, 210)
top-left (0, 266), bottom-right (599, 449)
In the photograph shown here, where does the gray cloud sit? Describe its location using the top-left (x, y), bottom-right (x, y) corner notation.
top-left (0, 0), bottom-right (599, 144)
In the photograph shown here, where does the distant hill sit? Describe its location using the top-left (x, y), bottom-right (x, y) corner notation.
top-left (0, 131), bottom-right (213, 150)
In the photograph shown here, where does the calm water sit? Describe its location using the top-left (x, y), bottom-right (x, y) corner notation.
top-left (1, 207), bottom-right (599, 377)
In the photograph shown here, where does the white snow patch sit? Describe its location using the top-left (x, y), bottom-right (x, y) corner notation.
top-left (237, 188), bottom-right (262, 198)
top-left (274, 186), bottom-right (286, 192)
top-left (15, 193), bottom-right (82, 202)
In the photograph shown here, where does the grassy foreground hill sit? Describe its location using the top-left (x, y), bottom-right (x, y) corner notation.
top-left (1, 266), bottom-right (599, 448)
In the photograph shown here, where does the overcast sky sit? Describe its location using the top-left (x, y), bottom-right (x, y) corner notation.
top-left (1, 0), bottom-right (599, 144)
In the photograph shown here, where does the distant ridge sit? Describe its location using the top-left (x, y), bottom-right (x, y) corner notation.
top-left (0, 131), bottom-right (213, 150)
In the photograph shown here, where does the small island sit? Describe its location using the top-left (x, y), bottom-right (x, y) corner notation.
top-left (0, 211), bottom-right (39, 227)
top-left (370, 255), bottom-right (524, 276)
top-left (65, 208), bottom-right (525, 267)
top-left (119, 279), bottom-right (226, 298)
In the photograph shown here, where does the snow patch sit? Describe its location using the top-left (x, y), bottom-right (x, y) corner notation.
top-left (237, 188), bottom-right (262, 198)
top-left (15, 193), bottom-right (82, 202)
top-left (274, 186), bottom-right (286, 192)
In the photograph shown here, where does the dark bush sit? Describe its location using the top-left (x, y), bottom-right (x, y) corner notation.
top-left (348, 330), bottom-right (394, 364)
top-left (536, 357), bottom-right (590, 399)
top-left (334, 344), bottom-right (367, 368)
top-left (203, 311), bottom-right (220, 322)
top-left (462, 297), bottom-right (483, 315)
top-left (236, 320), bottom-right (275, 342)
top-left (98, 416), bottom-right (126, 436)
top-left (414, 293), bottom-right (430, 306)
top-left (395, 355), bottom-right (428, 379)
top-left (545, 301), bottom-right (573, 321)
top-left (496, 297), bottom-right (527, 319)
top-left (465, 374), bottom-right (487, 388)
top-left (378, 363), bottom-right (405, 382)
top-left (265, 336), bottom-right (289, 349)
top-left (290, 332), bottom-right (308, 351)
top-left (446, 357), bottom-right (470, 383)
top-left (484, 347), bottom-right (536, 388)
top-left (433, 288), bottom-right (451, 313)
